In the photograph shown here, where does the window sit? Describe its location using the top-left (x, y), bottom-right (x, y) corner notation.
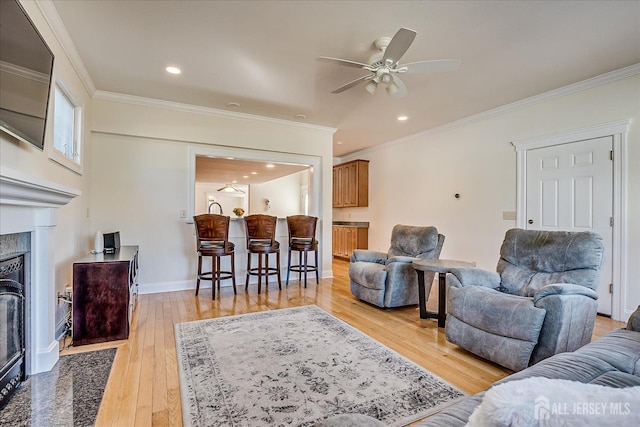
top-left (49, 81), bottom-right (82, 173)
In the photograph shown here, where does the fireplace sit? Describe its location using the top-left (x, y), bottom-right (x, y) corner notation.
top-left (0, 166), bottom-right (80, 378)
top-left (0, 253), bottom-right (26, 407)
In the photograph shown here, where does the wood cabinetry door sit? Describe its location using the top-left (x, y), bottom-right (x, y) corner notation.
top-left (332, 226), bottom-right (368, 259)
top-left (343, 163), bottom-right (358, 207)
top-left (332, 160), bottom-right (369, 208)
top-left (333, 166), bottom-right (343, 207)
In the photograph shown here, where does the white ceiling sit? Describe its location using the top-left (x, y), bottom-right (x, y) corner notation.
top-left (50, 0), bottom-right (640, 157)
top-left (195, 156), bottom-right (309, 185)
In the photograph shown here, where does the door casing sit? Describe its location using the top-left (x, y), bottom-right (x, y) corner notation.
top-left (513, 119), bottom-right (630, 321)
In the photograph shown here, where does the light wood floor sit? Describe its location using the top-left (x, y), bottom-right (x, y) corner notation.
top-left (63, 259), bottom-right (625, 427)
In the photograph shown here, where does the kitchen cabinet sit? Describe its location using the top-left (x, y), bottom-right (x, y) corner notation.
top-left (333, 159), bottom-right (369, 207)
top-left (332, 224), bottom-right (368, 259)
top-left (72, 246), bottom-right (139, 346)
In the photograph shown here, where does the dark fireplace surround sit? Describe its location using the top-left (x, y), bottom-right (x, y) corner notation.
top-left (0, 253), bottom-right (26, 407)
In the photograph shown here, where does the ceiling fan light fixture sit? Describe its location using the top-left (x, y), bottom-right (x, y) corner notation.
top-left (386, 82), bottom-right (399, 96)
top-left (364, 81), bottom-right (377, 95)
top-left (217, 183), bottom-right (245, 194)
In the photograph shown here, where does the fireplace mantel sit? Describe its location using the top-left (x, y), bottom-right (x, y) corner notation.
top-left (0, 166), bottom-right (80, 209)
top-left (0, 165), bottom-right (81, 374)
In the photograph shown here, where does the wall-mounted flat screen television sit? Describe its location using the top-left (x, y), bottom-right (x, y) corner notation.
top-left (0, 0), bottom-right (54, 151)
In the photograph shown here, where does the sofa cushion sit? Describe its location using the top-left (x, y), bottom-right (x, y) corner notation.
top-left (590, 371), bottom-right (640, 388)
top-left (415, 394), bottom-right (485, 427)
top-left (574, 329), bottom-right (640, 376)
top-left (627, 306), bottom-right (640, 331)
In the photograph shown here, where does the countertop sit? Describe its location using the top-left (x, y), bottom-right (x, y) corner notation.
top-left (332, 221), bottom-right (369, 228)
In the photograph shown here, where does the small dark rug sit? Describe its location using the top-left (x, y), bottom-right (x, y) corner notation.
top-left (0, 348), bottom-right (116, 426)
top-left (175, 305), bottom-right (465, 427)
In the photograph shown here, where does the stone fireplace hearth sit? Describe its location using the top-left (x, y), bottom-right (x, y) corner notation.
top-left (0, 166), bottom-right (80, 375)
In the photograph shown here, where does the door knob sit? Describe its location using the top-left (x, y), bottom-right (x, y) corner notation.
top-left (528, 219), bottom-right (534, 224)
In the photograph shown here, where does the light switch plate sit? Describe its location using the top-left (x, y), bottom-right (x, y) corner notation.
top-left (502, 211), bottom-right (517, 220)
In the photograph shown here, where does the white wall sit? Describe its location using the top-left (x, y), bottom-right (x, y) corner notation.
top-left (0, 1), bottom-right (92, 298)
top-left (89, 98), bottom-right (334, 291)
top-left (249, 170), bottom-right (308, 217)
top-left (335, 73), bottom-right (640, 321)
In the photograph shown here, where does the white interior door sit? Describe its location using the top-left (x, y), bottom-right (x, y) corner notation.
top-left (525, 136), bottom-right (613, 315)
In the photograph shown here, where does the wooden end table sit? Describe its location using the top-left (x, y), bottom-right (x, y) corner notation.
top-left (412, 258), bottom-right (475, 327)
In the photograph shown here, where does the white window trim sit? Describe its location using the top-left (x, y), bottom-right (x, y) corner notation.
top-left (48, 80), bottom-right (83, 175)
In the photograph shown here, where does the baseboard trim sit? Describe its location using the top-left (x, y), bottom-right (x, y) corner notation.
top-left (139, 273), bottom-right (330, 295)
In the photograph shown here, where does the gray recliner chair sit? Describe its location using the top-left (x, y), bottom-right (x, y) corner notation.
top-left (349, 225), bottom-right (445, 308)
top-left (445, 228), bottom-right (605, 372)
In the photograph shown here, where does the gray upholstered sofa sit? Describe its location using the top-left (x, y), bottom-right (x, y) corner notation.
top-left (349, 225), bottom-right (444, 308)
top-left (418, 306), bottom-right (640, 426)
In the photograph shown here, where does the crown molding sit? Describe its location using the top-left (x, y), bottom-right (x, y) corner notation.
top-left (92, 90), bottom-right (337, 134)
top-left (0, 60), bottom-right (49, 83)
top-left (344, 63), bottom-right (640, 160)
top-left (34, 0), bottom-right (96, 96)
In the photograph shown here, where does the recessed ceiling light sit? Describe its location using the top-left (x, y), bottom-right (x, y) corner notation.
top-left (266, 164), bottom-right (275, 168)
top-left (335, 141), bottom-right (344, 145)
top-left (232, 180), bottom-right (238, 183)
top-left (397, 115), bottom-right (408, 121)
top-left (243, 175), bottom-right (249, 179)
top-left (295, 114), bottom-right (307, 120)
top-left (226, 102), bottom-right (240, 108)
top-left (166, 66), bottom-right (181, 75)
top-left (251, 171), bottom-right (258, 175)
top-left (226, 157), bottom-right (235, 160)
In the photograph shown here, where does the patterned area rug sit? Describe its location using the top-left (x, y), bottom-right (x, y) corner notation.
top-left (175, 305), bottom-right (465, 426)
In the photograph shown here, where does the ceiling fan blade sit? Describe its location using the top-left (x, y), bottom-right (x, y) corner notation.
top-left (382, 27), bottom-right (417, 66)
top-left (317, 56), bottom-right (368, 69)
top-left (390, 75), bottom-right (408, 98)
top-left (401, 59), bottom-right (462, 74)
top-left (331, 75), bottom-right (371, 94)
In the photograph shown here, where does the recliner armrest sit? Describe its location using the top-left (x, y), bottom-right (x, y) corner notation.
top-left (350, 249), bottom-right (387, 264)
top-left (533, 283), bottom-right (598, 303)
top-left (386, 255), bottom-right (417, 265)
top-left (448, 267), bottom-right (500, 289)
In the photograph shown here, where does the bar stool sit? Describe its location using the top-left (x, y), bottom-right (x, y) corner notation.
top-left (194, 214), bottom-right (236, 299)
top-left (244, 214), bottom-right (281, 293)
top-left (286, 215), bottom-right (319, 287)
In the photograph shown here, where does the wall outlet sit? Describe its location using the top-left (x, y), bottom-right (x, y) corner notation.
top-left (180, 210), bottom-right (187, 218)
top-left (502, 211), bottom-right (517, 220)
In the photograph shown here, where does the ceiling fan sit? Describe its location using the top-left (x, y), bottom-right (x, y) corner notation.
top-left (318, 27), bottom-right (461, 98)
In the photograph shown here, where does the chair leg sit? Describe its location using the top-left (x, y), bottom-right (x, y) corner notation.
top-left (196, 254), bottom-right (202, 296)
top-left (231, 252), bottom-right (237, 295)
top-left (245, 252), bottom-right (251, 289)
top-left (276, 251), bottom-right (282, 289)
top-left (303, 250), bottom-right (308, 288)
top-left (257, 252), bottom-right (263, 294)
top-left (286, 247), bottom-right (292, 286)
top-left (314, 249), bottom-right (319, 284)
top-left (211, 255), bottom-right (217, 300)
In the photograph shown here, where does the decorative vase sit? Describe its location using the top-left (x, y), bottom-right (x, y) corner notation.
top-left (94, 231), bottom-right (104, 253)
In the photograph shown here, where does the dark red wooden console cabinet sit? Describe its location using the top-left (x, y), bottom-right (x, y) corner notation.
top-left (72, 246), bottom-right (139, 346)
